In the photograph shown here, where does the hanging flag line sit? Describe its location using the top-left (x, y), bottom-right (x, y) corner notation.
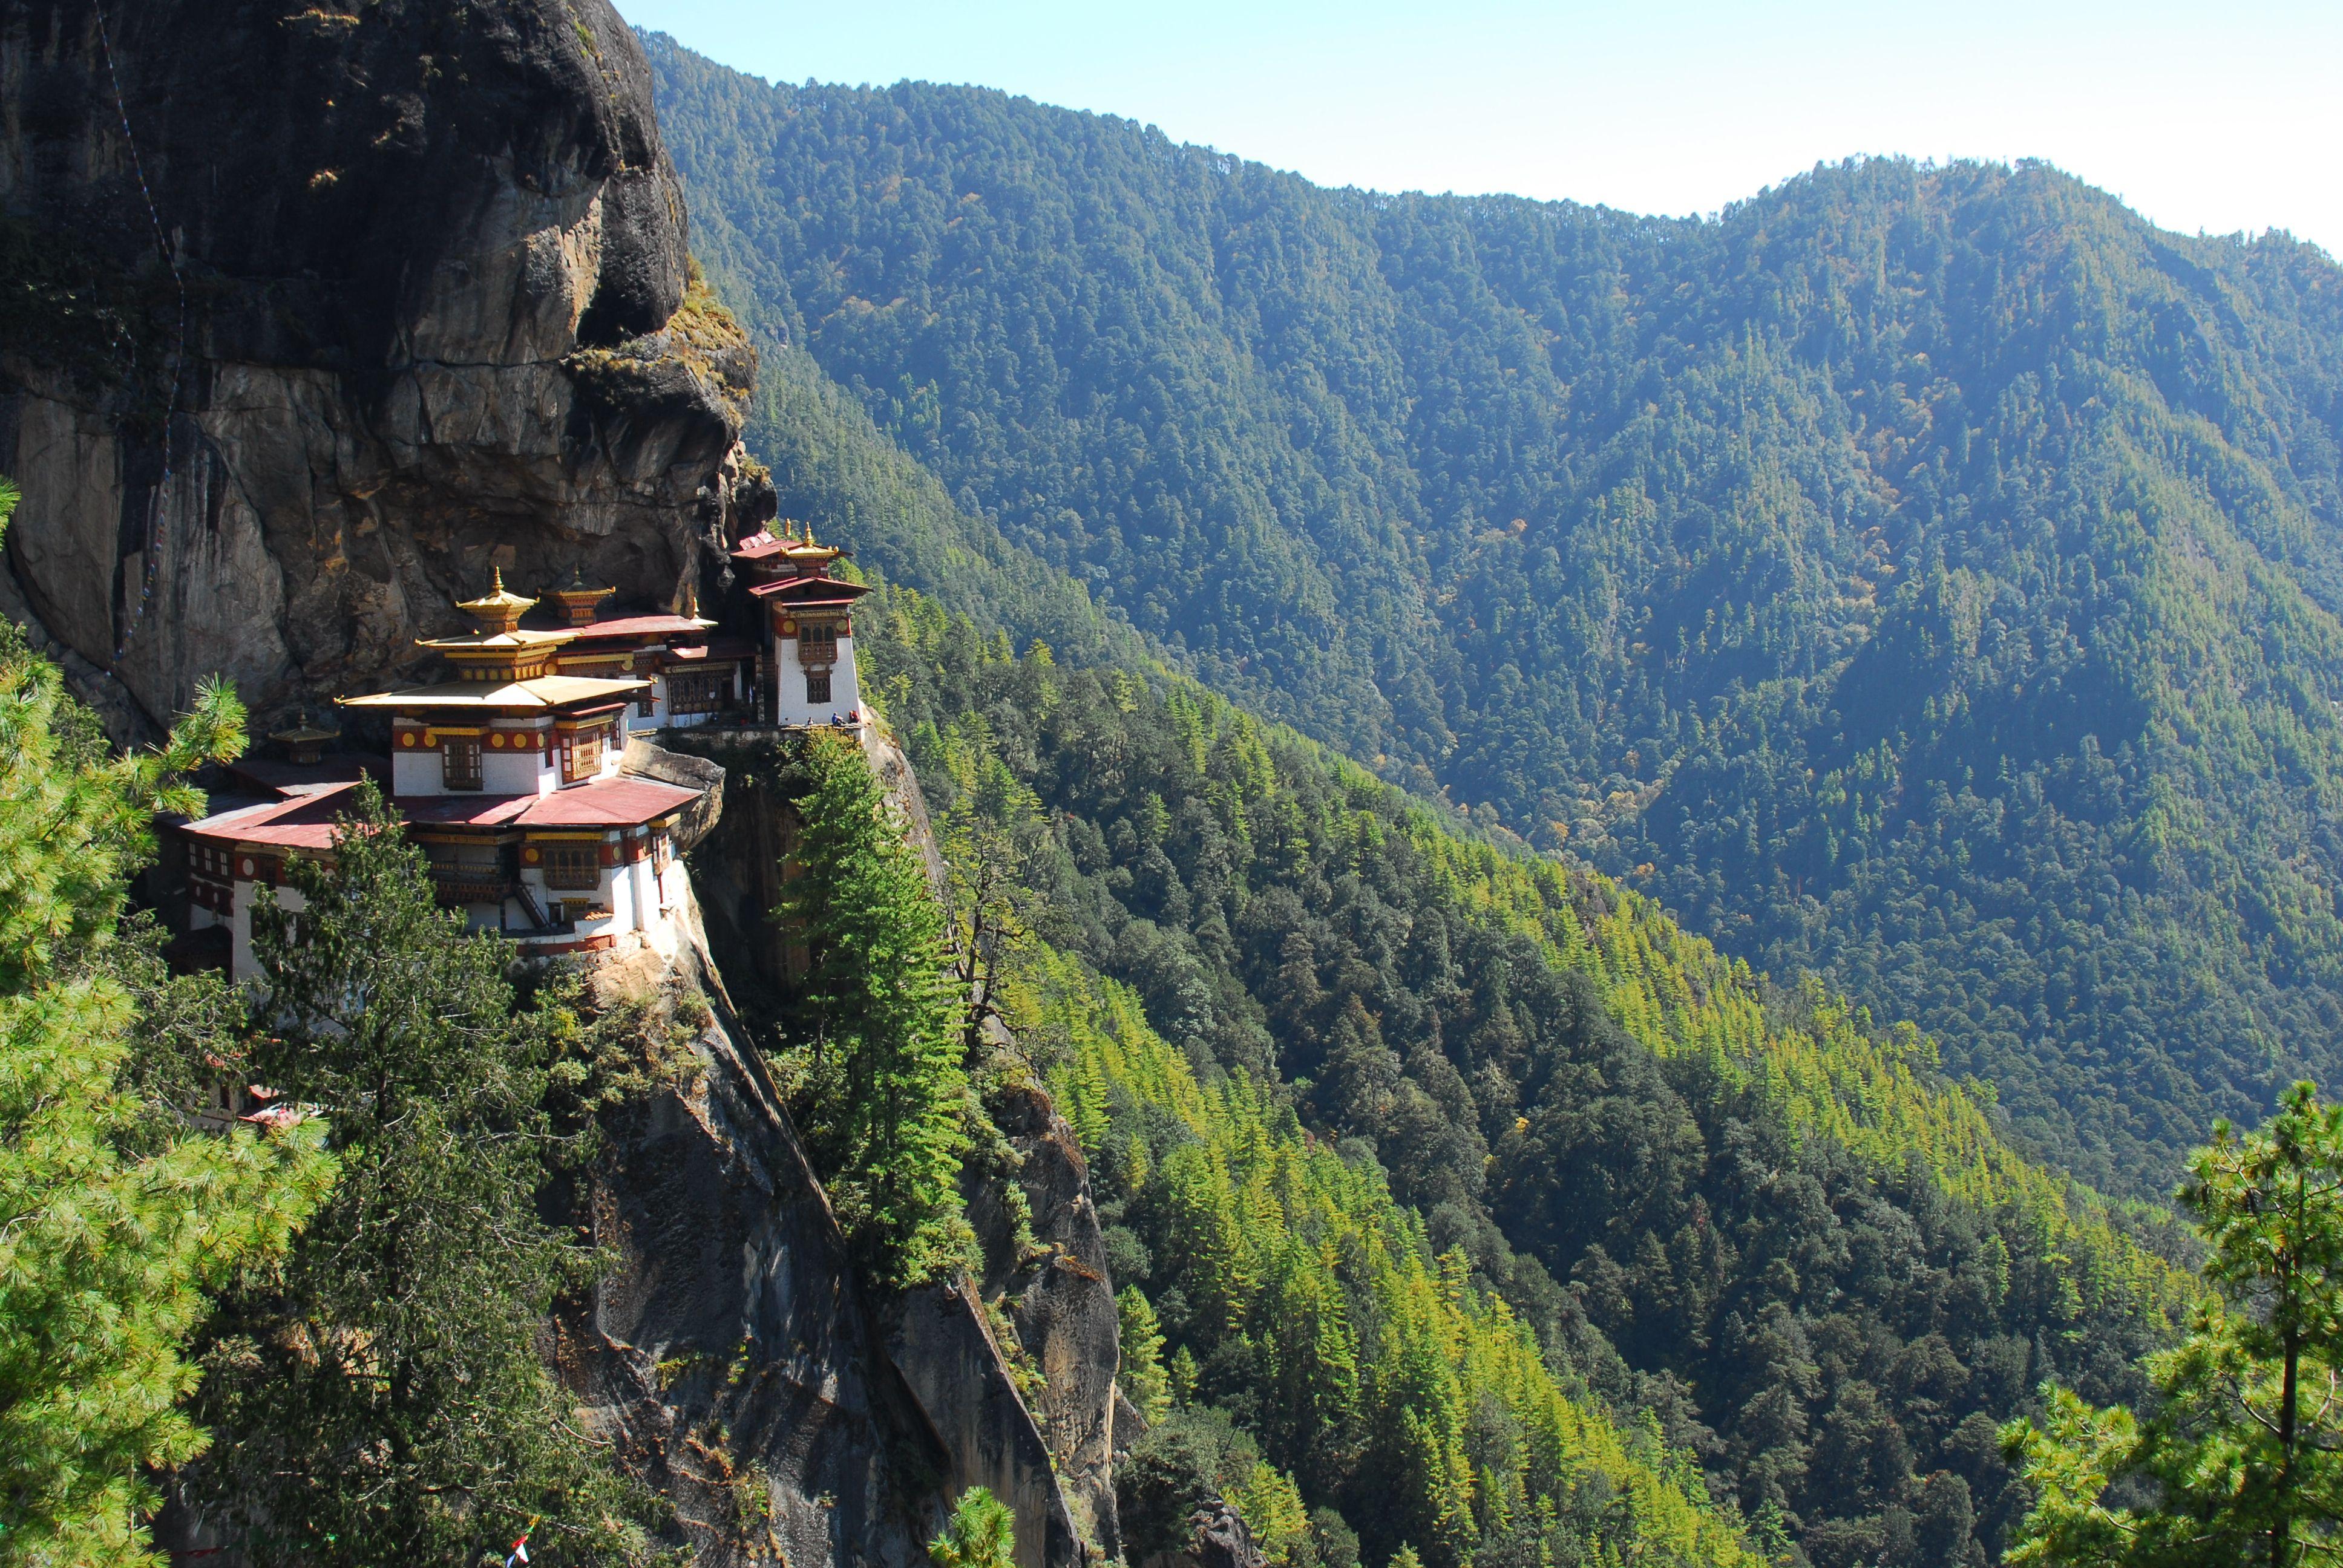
top-left (506, 1513), bottom-right (540, 1567)
top-left (91, 0), bottom-right (190, 662)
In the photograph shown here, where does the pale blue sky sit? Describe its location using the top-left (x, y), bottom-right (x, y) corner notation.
top-left (615, 0), bottom-right (2342, 257)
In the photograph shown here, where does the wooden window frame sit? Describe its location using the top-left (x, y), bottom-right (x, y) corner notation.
top-left (442, 735), bottom-right (483, 791)
top-left (562, 725), bottom-right (605, 785)
top-left (541, 843), bottom-right (601, 890)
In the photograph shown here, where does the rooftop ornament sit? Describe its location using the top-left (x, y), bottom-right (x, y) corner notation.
top-left (268, 710), bottom-right (342, 766)
top-left (456, 567), bottom-right (538, 636)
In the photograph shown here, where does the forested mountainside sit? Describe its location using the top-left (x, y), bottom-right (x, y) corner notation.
top-left (645, 34), bottom-right (2343, 1198)
top-left (852, 583), bottom-right (2187, 1567)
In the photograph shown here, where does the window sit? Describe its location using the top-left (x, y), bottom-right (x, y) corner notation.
top-left (563, 726), bottom-right (604, 783)
top-left (667, 670), bottom-right (728, 715)
top-left (422, 841), bottom-right (508, 904)
top-left (805, 671), bottom-right (832, 706)
top-left (799, 622), bottom-right (838, 664)
top-left (541, 843), bottom-right (601, 890)
top-left (637, 685), bottom-right (657, 718)
top-left (442, 736), bottom-right (482, 791)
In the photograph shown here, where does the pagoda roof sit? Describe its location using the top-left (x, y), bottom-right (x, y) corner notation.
top-left (182, 774), bottom-right (704, 851)
top-left (417, 627), bottom-right (576, 653)
top-left (267, 718), bottom-right (341, 746)
top-left (557, 612), bottom-right (718, 642)
top-left (747, 573), bottom-right (868, 604)
top-left (457, 567), bottom-right (537, 625)
top-left (730, 528), bottom-right (839, 561)
top-left (337, 674), bottom-right (649, 713)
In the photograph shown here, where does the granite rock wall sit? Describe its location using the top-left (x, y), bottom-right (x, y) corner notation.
top-left (0, 0), bottom-right (770, 739)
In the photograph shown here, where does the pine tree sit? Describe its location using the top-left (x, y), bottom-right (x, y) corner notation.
top-left (0, 468), bottom-right (330, 1568)
top-left (1118, 1286), bottom-right (1173, 1422)
top-left (928, 1487), bottom-right (1016, 1568)
top-left (778, 731), bottom-right (973, 1286)
top-left (187, 782), bottom-right (660, 1566)
top-left (2005, 1080), bottom-right (2343, 1566)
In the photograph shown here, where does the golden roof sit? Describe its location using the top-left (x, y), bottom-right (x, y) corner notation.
top-left (338, 674), bottom-right (649, 712)
top-left (268, 714), bottom-right (341, 746)
top-left (416, 627), bottom-right (575, 654)
top-left (546, 568), bottom-right (618, 627)
top-left (456, 567), bottom-right (537, 634)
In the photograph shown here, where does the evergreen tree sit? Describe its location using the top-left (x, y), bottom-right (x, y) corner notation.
top-left (2006, 1082), bottom-right (2343, 1566)
top-left (1118, 1286), bottom-right (1173, 1422)
top-left (778, 731), bottom-right (974, 1286)
top-left (928, 1487), bottom-right (1016, 1568)
top-left (0, 468), bottom-right (331, 1568)
top-left (187, 782), bottom-right (660, 1567)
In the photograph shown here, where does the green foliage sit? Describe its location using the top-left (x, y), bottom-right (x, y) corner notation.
top-left (1118, 1285), bottom-right (1173, 1422)
top-left (186, 782), bottom-right (663, 1567)
top-left (862, 585), bottom-right (2185, 1563)
top-left (2007, 1083), bottom-right (2343, 1567)
top-left (928, 1486), bottom-right (1016, 1568)
top-left (1029, 945), bottom-right (1756, 1568)
top-left (647, 37), bottom-right (2343, 1198)
top-left (0, 541), bottom-right (331, 1568)
top-left (773, 731), bottom-right (975, 1286)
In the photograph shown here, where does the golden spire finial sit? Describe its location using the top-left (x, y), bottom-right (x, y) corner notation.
top-left (457, 565), bottom-right (538, 634)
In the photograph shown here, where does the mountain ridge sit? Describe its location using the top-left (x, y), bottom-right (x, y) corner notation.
top-left (644, 32), bottom-right (2343, 1198)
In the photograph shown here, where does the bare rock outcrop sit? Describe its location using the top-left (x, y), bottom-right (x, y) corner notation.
top-left (972, 1080), bottom-right (1122, 1553)
top-left (574, 940), bottom-right (939, 1568)
top-left (0, 0), bottom-right (772, 738)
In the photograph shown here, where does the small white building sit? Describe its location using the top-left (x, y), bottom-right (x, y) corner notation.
top-left (727, 523), bottom-right (870, 727)
top-left (176, 572), bottom-right (708, 981)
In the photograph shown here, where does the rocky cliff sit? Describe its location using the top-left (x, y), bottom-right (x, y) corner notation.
top-left (0, 0), bottom-right (770, 740)
top-left (666, 724), bottom-right (1121, 1568)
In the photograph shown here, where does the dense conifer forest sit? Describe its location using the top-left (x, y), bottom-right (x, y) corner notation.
top-left (856, 584), bottom-right (2187, 1566)
top-left (646, 34), bottom-right (2343, 1199)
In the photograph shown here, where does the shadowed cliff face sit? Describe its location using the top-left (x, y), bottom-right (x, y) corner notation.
top-left (0, 0), bottom-right (771, 737)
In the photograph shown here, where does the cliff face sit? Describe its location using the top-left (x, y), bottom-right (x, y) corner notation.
top-left (576, 939), bottom-right (939, 1568)
top-left (583, 863), bottom-right (1106, 1568)
top-left (664, 725), bottom-right (1119, 1568)
top-left (0, 0), bottom-right (769, 738)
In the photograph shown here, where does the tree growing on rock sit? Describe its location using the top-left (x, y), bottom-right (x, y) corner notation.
top-left (776, 731), bottom-right (974, 1287)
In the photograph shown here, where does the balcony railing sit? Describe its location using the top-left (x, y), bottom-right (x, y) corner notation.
top-left (428, 871), bottom-right (514, 907)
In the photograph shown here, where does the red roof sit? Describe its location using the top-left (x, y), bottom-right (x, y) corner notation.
top-left (398, 795), bottom-right (536, 828)
top-left (513, 778), bottom-right (700, 827)
top-left (179, 783), bottom-right (367, 851)
top-left (559, 613), bottom-right (716, 643)
top-left (228, 755), bottom-right (390, 799)
top-left (747, 575), bottom-right (868, 604)
top-left (180, 776), bottom-right (701, 852)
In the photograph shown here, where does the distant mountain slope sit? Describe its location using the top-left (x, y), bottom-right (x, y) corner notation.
top-left (645, 34), bottom-right (2343, 1196)
top-left (860, 584), bottom-right (2185, 1564)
